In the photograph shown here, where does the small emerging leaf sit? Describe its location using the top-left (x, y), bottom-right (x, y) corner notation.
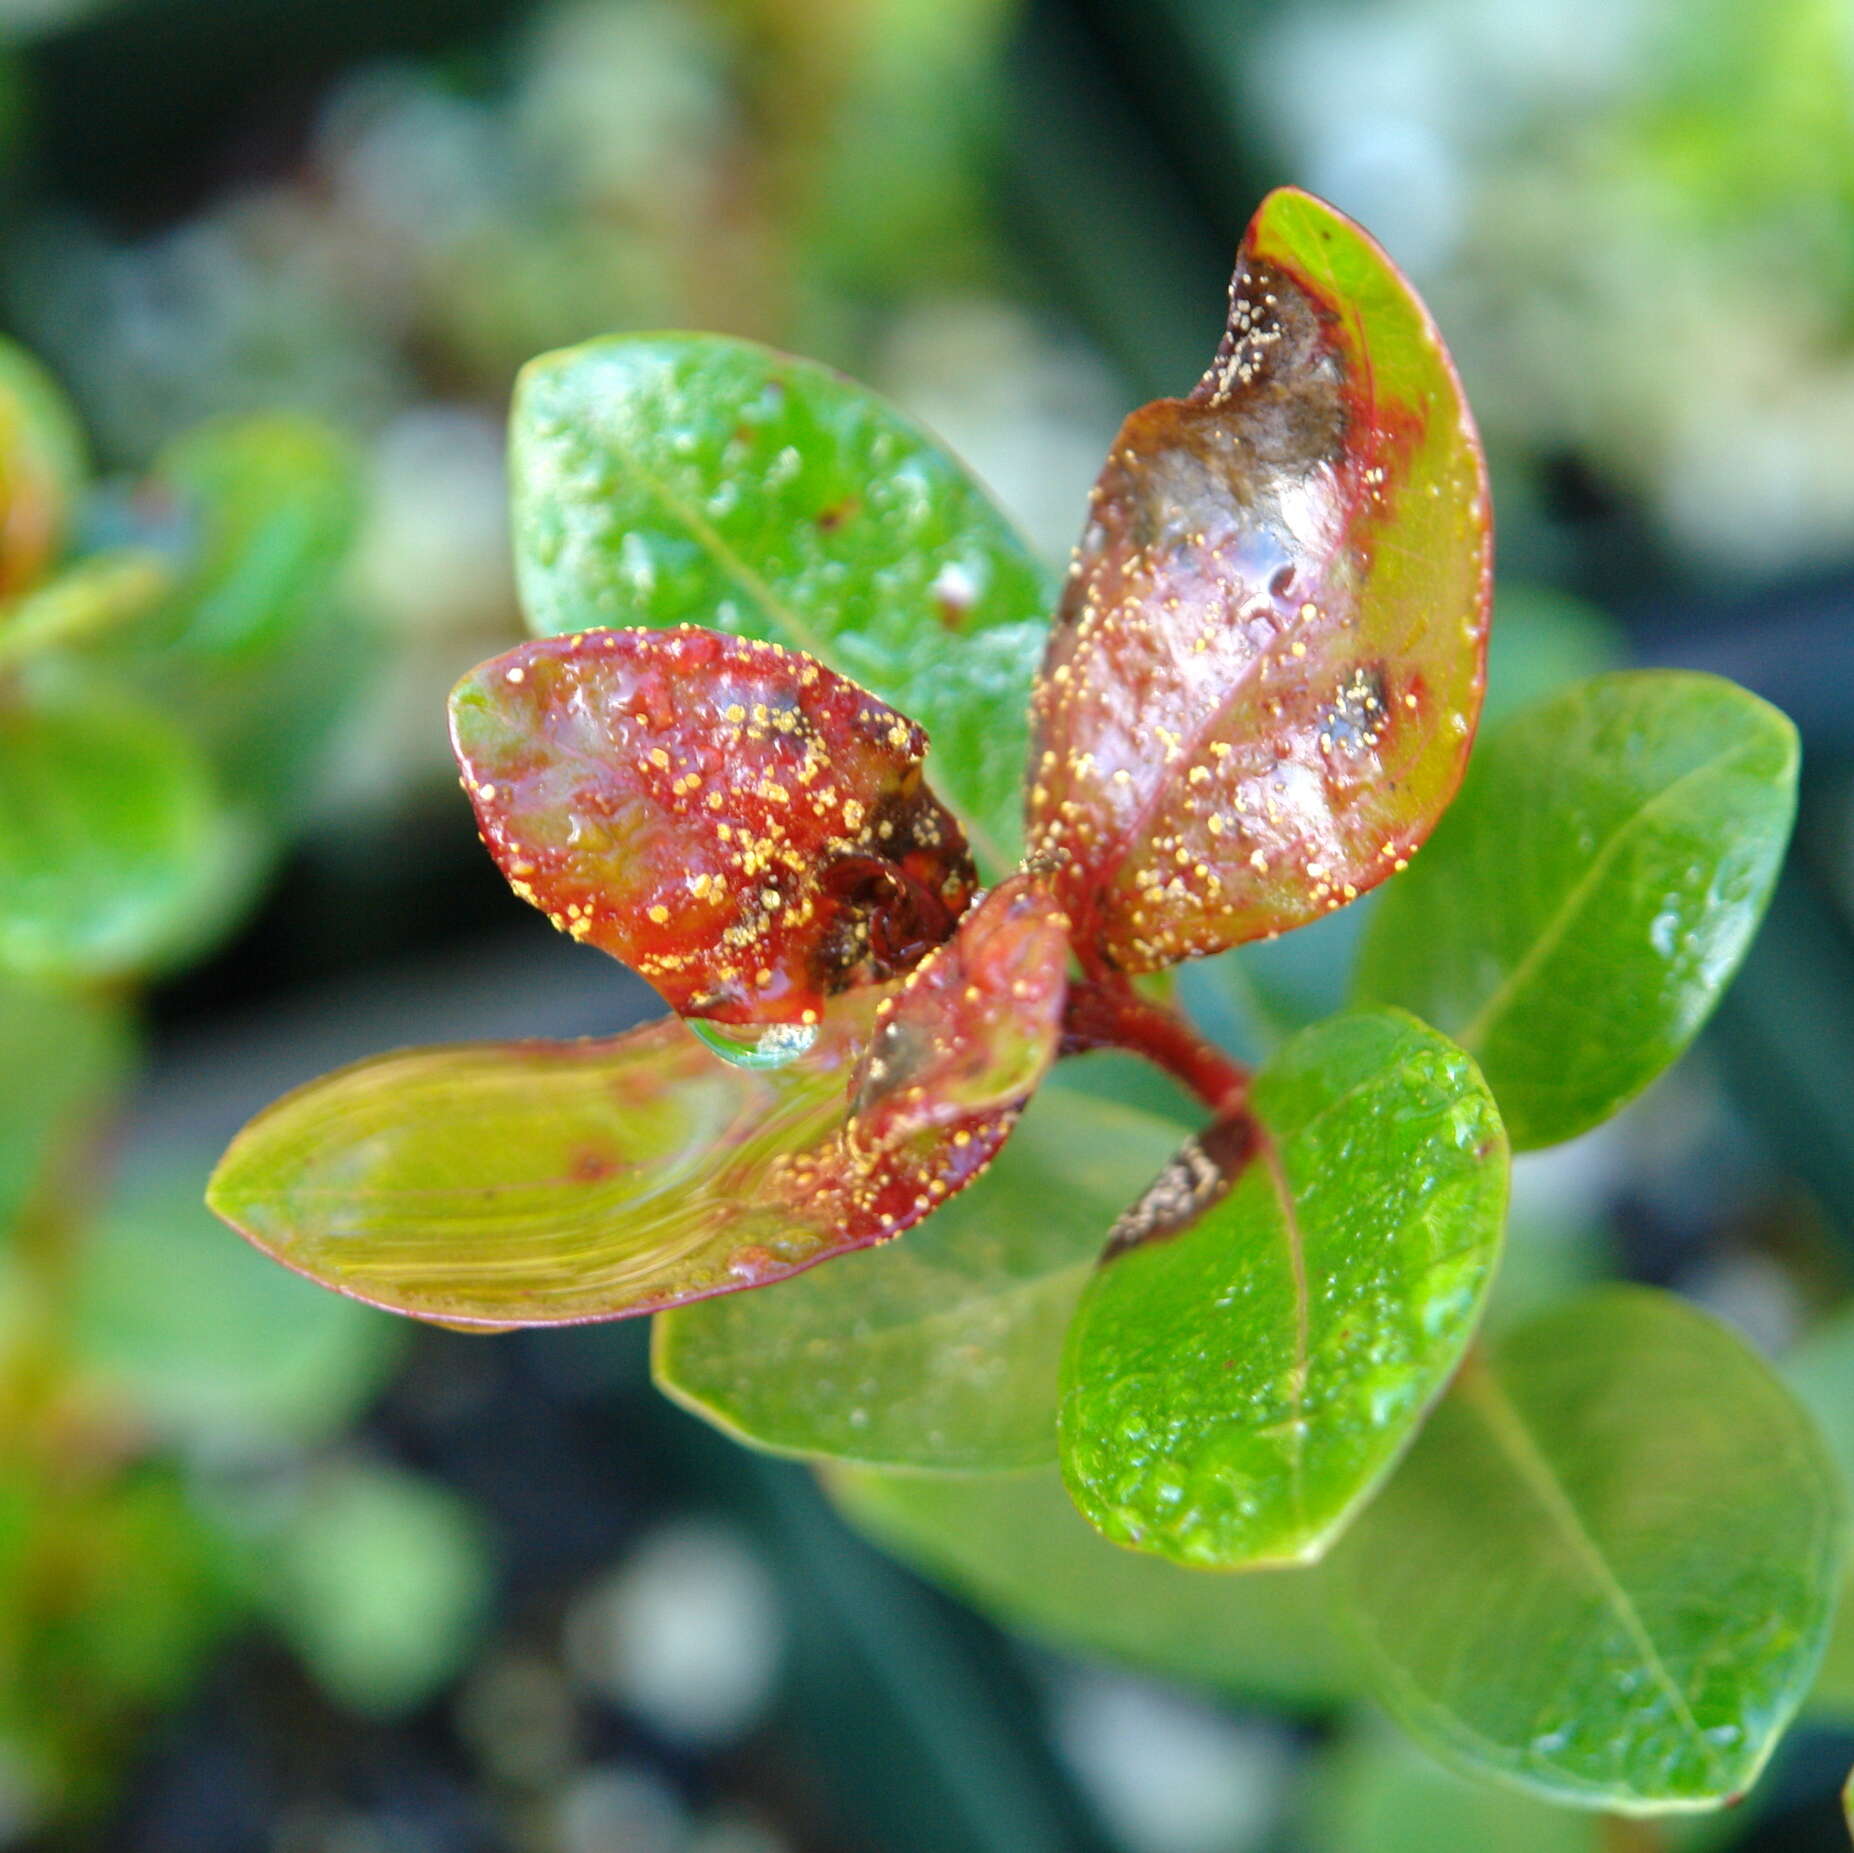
top-left (450, 627), bottom-right (975, 1027)
top-left (1027, 187), bottom-right (1488, 974)
top-left (509, 333), bottom-right (1055, 875)
top-left (654, 1083), bottom-right (1186, 1471)
top-left (1059, 1009), bottom-right (1507, 1568)
top-left (207, 961), bottom-right (1052, 1328)
top-left (828, 1464), bottom-right (1352, 1708)
top-left (1355, 670), bottom-right (1798, 1149)
top-left (1336, 1287), bottom-right (1845, 1813)
top-left (0, 337), bottom-right (85, 601)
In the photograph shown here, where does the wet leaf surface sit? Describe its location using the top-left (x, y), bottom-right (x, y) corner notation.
top-left (827, 1463), bottom-right (1353, 1709)
top-left (1336, 1288), bottom-right (1844, 1812)
top-left (451, 627), bottom-right (976, 1028)
top-left (509, 333), bottom-right (1054, 875)
top-left (654, 1082), bottom-right (1185, 1471)
top-left (1059, 1009), bottom-right (1507, 1568)
top-left (1026, 186), bottom-right (1488, 973)
top-left (1355, 671), bottom-right (1797, 1149)
top-left (208, 902), bottom-right (1061, 1328)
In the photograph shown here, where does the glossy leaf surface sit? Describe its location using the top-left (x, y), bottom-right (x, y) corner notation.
top-left (0, 679), bottom-right (223, 981)
top-left (1337, 1288), bottom-right (1844, 1813)
top-left (828, 1464), bottom-right (1352, 1708)
top-left (1060, 1009), bottom-right (1507, 1568)
top-left (1355, 671), bottom-right (1797, 1149)
top-left (0, 337), bottom-right (85, 601)
top-left (654, 1083), bottom-right (1185, 1470)
top-left (451, 626), bottom-right (975, 1027)
top-left (1026, 187), bottom-right (1488, 973)
top-left (207, 978), bottom-right (1044, 1329)
top-left (510, 333), bottom-right (1054, 874)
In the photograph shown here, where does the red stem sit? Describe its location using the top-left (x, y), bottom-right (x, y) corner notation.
top-left (1061, 977), bottom-right (1250, 1117)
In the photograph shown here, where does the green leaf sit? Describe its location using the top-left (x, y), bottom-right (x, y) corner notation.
top-left (1059, 1008), bottom-right (1507, 1568)
top-left (0, 969), bottom-right (133, 1235)
top-left (509, 333), bottom-right (1054, 875)
top-left (654, 1082), bottom-right (1186, 1470)
top-left (207, 976), bottom-right (1044, 1329)
top-left (0, 336), bottom-right (86, 601)
top-left (0, 677), bottom-right (226, 982)
top-left (450, 626), bottom-right (976, 1026)
top-left (257, 1459), bottom-right (492, 1718)
top-left (74, 1168), bottom-right (404, 1451)
top-left (1781, 1304), bottom-right (1854, 1720)
top-left (1355, 671), bottom-right (1798, 1150)
top-left (1336, 1286), bottom-right (1845, 1813)
top-left (827, 1463), bottom-right (1352, 1708)
top-left (139, 413), bottom-right (362, 660)
top-left (1026, 186), bottom-right (1489, 973)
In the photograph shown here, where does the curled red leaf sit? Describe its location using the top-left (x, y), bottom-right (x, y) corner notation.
top-left (450, 626), bottom-right (976, 1026)
top-left (1026, 187), bottom-right (1490, 975)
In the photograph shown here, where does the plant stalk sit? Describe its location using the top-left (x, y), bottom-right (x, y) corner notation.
top-left (1060, 976), bottom-right (1250, 1116)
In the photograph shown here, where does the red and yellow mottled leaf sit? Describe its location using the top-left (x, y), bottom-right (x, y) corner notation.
top-left (450, 627), bottom-right (976, 1027)
top-left (205, 952), bottom-right (1064, 1330)
top-left (849, 870), bottom-right (1070, 1156)
top-left (1027, 187), bottom-right (1490, 975)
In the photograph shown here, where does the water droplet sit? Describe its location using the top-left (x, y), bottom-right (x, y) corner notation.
top-left (690, 1019), bottom-right (820, 1071)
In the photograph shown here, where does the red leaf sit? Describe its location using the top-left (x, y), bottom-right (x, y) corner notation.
top-left (1026, 188), bottom-right (1491, 975)
top-left (450, 627), bottom-right (976, 1026)
top-left (849, 870), bottom-right (1071, 1157)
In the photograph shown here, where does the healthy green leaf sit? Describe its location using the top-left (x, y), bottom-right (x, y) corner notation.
top-left (654, 1083), bottom-right (1186, 1470)
top-left (1781, 1304), bottom-right (1854, 1720)
top-left (1336, 1286), bottom-right (1845, 1813)
top-left (827, 1463), bottom-right (1352, 1708)
top-left (0, 677), bottom-right (225, 982)
top-left (257, 1459), bottom-right (492, 1718)
top-left (207, 956), bottom-right (1053, 1329)
top-left (1026, 186), bottom-right (1489, 973)
top-left (0, 336), bottom-right (86, 601)
top-left (0, 969), bottom-right (133, 1235)
top-left (75, 1169), bottom-right (404, 1451)
top-left (509, 333), bottom-right (1054, 875)
top-left (1059, 1008), bottom-right (1507, 1568)
top-left (450, 626), bottom-right (975, 1026)
top-left (1355, 671), bottom-right (1798, 1150)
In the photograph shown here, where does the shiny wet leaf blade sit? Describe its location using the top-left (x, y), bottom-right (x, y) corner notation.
top-left (1336, 1287), bottom-right (1845, 1813)
top-left (510, 333), bottom-right (1054, 875)
top-left (827, 1463), bottom-right (1353, 1709)
top-left (1355, 670), bottom-right (1798, 1149)
top-left (1027, 186), bottom-right (1489, 972)
top-left (654, 1083), bottom-right (1185, 1471)
top-left (1059, 1009), bottom-right (1507, 1568)
top-left (451, 626), bottom-right (975, 1027)
top-left (207, 989), bottom-right (1029, 1330)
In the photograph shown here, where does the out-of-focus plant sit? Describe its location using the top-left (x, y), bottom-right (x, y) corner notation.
top-left (0, 338), bottom-right (491, 1833)
top-left (211, 188), bottom-right (1841, 1829)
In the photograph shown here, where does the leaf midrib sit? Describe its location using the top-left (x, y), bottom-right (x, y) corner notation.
top-left (1453, 738), bottom-right (1766, 1055)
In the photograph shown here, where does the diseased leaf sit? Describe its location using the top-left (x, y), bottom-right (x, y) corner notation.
top-left (1059, 1009), bottom-right (1507, 1569)
top-left (1026, 187), bottom-right (1488, 974)
top-left (653, 1082), bottom-right (1185, 1471)
top-left (0, 677), bottom-right (224, 982)
top-left (0, 337), bottom-right (85, 601)
top-left (450, 626), bottom-right (976, 1028)
top-left (827, 1463), bottom-right (1352, 1709)
top-left (509, 333), bottom-right (1054, 875)
top-left (847, 868), bottom-right (1068, 1157)
top-left (1336, 1287), bottom-right (1845, 1813)
top-left (1355, 671), bottom-right (1797, 1149)
top-left (207, 941), bottom-right (1055, 1330)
